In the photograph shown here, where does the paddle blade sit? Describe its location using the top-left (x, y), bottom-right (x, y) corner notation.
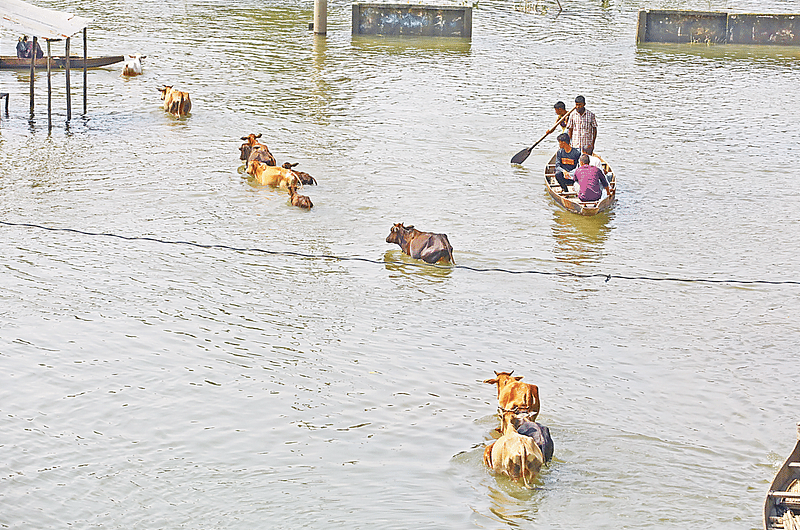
top-left (511, 146), bottom-right (532, 165)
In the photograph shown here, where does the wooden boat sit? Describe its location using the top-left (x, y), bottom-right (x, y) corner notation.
top-left (544, 152), bottom-right (616, 216)
top-left (0, 55), bottom-right (124, 70)
top-left (765, 422), bottom-right (800, 530)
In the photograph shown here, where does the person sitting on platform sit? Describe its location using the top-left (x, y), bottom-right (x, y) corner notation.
top-left (27, 38), bottom-right (44, 59)
top-left (17, 36), bottom-right (30, 58)
top-left (554, 132), bottom-right (581, 193)
top-left (572, 154), bottom-right (611, 202)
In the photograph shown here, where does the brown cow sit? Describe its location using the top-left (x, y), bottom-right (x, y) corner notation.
top-left (385, 223), bottom-right (454, 264)
top-left (239, 134), bottom-right (276, 167)
top-left (483, 411), bottom-right (544, 489)
top-left (281, 162), bottom-right (317, 185)
top-left (247, 161), bottom-right (298, 189)
top-left (158, 85), bottom-right (191, 117)
top-left (288, 184), bottom-right (313, 209)
top-left (483, 370), bottom-right (540, 421)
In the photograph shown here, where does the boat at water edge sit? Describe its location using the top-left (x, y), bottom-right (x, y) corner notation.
top-left (765, 422), bottom-right (800, 530)
top-left (544, 152), bottom-right (616, 216)
top-left (0, 55), bottom-right (124, 70)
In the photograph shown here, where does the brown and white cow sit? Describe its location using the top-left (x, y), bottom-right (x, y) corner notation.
top-left (483, 370), bottom-right (540, 421)
top-left (239, 134), bottom-right (276, 167)
top-left (385, 223), bottom-right (454, 264)
top-left (483, 411), bottom-right (544, 489)
top-left (281, 162), bottom-right (316, 185)
top-left (158, 85), bottom-right (191, 117)
top-left (247, 160), bottom-right (298, 189)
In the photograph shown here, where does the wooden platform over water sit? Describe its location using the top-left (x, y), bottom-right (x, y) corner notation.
top-left (637, 10), bottom-right (800, 46)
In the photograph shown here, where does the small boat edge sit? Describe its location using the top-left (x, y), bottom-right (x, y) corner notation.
top-left (764, 422), bottom-right (800, 530)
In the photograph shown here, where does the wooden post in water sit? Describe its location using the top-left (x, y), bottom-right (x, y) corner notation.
top-left (47, 39), bottom-right (52, 130)
top-left (29, 37), bottom-right (36, 116)
top-left (314, 0), bottom-right (327, 35)
top-left (65, 37), bottom-right (71, 121)
top-left (83, 28), bottom-right (88, 115)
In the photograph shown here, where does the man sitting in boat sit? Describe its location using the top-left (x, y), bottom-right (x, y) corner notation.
top-left (572, 154), bottom-right (611, 202)
top-left (554, 132), bottom-right (581, 193)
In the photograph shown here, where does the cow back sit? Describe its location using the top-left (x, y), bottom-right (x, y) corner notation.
top-left (489, 432), bottom-right (543, 487)
top-left (515, 421), bottom-right (554, 463)
top-left (408, 232), bottom-right (454, 264)
top-left (497, 381), bottom-right (540, 420)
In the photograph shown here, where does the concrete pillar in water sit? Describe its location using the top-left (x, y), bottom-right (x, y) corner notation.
top-left (314, 0), bottom-right (327, 35)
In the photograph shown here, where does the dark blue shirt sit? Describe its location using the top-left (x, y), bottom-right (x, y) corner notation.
top-left (555, 146), bottom-right (581, 173)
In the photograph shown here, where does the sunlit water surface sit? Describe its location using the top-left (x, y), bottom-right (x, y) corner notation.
top-left (1, 0), bottom-right (800, 528)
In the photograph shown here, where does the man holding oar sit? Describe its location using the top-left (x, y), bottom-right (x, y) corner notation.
top-left (546, 101), bottom-right (570, 136)
top-left (510, 103), bottom-right (576, 164)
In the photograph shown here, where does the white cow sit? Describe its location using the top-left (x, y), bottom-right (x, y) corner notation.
top-left (122, 54), bottom-right (145, 77)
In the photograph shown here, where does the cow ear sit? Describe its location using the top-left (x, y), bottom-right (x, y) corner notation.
top-left (255, 133), bottom-right (262, 138)
top-left (514, 376), bottom-right (523, 381)
top-left (483, 378), bottom-right (497, 385)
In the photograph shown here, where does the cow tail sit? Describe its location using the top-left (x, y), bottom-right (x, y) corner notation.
top-left (521, 446), bottom-right (533, 489)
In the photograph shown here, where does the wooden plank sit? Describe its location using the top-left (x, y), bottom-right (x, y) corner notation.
top-left (770, 491), bottom-right (800, 499)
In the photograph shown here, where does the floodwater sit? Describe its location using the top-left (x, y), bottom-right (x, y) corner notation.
top-left (1, 0), bottom-right (799, 528)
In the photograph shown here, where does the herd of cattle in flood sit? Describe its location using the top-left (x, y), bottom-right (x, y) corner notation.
top-left (120, 56), bottom-right (555, 489)
top-left (483, 371), bottom-right (554, 488)
top-left (122, 54), bottom-right (456, 265)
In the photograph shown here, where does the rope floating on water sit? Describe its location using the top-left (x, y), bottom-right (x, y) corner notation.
top-left (2, 220), bottom-right (799, 286)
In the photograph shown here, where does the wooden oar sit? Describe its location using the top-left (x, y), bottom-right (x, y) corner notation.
top-left (511, 106), bottom-right (575, 165)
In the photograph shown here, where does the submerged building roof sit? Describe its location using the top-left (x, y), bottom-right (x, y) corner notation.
top-left (0, 0), bottom-right (91, 40)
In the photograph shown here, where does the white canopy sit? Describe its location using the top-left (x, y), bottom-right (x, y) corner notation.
top-left (0, 0), bottom-right (91, 40)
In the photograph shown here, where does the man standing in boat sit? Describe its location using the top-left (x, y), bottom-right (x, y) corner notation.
top-left (566, 95), bottom-right (597, 156)
top-left (554, 132), bottom-right (581, 193)
top-left (572, 154), bottom-right (611, 202)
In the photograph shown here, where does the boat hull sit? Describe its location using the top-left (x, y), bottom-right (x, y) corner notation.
top-left (0, 56), bottom-right (124, 70)
top-left (765, 424), bottom-right (800, 530)
top-left (544, 153), bottom-right (616, 216)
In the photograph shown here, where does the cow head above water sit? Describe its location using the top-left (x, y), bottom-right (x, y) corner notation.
top-left (385, 223), bottom-right (415, 244)
top-left (240, 133), bottom-right (262, 146)
top-left (483, 371), bottom-right (523, 390)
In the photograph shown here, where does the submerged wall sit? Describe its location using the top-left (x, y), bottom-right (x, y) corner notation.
top-left (352, 3), bottom-right (472, 38)
top-left (637, 10), bottom-right (800, 46)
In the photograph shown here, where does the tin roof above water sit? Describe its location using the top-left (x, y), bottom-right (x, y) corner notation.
top-left (0, 0), bottom-right (91, 40)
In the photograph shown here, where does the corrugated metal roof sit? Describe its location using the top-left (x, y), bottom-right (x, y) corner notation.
top-left (0, 0), bottom-right (91, 40)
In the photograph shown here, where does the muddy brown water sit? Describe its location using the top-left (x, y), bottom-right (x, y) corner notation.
top-left (1, 0), bottom-right (799, 528)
